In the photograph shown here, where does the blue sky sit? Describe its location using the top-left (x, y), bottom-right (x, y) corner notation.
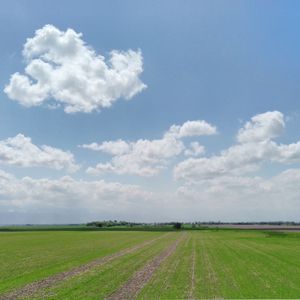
top-left (1, 1), bottom-right (300, 224)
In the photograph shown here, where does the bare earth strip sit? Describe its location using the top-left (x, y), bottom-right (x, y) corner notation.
top-left (107, 233), bottom-right (186, 300)
top-left (0, 233), bottom-right (171, 300)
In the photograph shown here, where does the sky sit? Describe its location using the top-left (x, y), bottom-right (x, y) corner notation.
top-left (1, 0), bottom-right (300, 224)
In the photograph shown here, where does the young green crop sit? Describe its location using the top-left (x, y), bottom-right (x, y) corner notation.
top-left (0, 230), bottom-right (163, 295)
top-left (1, 229), bottom-right (300, 299)
top-left (138, 230), bottom-right (300, 299)
top-left (30, 233), bottom-right (180, 300)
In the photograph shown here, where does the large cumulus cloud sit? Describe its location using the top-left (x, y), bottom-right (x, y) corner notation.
top-left (81, 119), bottom-right (216, 176)
top-left (4, 25), bottom-right (146, 113)
top-left (174, 111), bottom-right (300, 182)
top-left (0, 134), bottom-right (78, 172)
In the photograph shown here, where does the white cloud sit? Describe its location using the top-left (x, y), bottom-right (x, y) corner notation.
top-left (4, 24), bottom-right (146, 113)
top-left (167, 120), bottom-right (217, 138)
top-left (275, 142), bottom-right (300, 163)
top-left (86, 136), bottom-right (184, 176)
top-left (174, 111), bottom-right (300, 182)
top-left (81, 139), bottom-right (130, 156)
top-left (184, 141), bottom-right (205, 156)
top-left (175, 141), bottom-right (271, 181)
top-left (174, 169), bottom-right (300, 221)
top-left (0, 134), bottom-right (79, 172)
top-left (83, 119), bottom-right (216, 176)
top-left (237, 111), bottom-right (284, 143)
top-left (0, 171), bottom-right (158, 224)
top-left (1, 169), bottom-right (300, 223)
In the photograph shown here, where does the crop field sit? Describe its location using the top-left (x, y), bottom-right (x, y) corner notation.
top-left (0, 229), bottom-right (300, 299)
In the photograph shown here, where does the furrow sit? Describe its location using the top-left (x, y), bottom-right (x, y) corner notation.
top-left (0, 233), bottom-right (170, 300)
top-left (106, 233), bottom-right (186, 300)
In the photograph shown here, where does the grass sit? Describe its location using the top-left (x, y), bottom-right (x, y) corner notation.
top-left (138, 230), bottom-right (300, 299)
top-left (0, 225), bottom-right (178, 232)
top-left (138, 231), bottom-right (194, 299)
top-left (0, 225), bottom-right (90, 232)
top-left (1, 229), bottom-right (300, 299)
top-left (31, 233), bottom-right (180, 300)
top-left (0, 230), bottom-right (163, 295)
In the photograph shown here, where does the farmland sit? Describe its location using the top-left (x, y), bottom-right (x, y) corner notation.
top-left (0, 229), bottom-right (300, 299)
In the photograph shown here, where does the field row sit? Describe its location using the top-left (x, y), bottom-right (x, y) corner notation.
top-left (0, 230), bottom-right (300, 299)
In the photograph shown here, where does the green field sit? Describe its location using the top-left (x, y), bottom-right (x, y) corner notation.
top-left (0, 229), bottom-right (300, 299)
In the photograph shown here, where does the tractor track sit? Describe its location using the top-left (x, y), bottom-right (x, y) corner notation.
top-left (0, 233), bottom-right (171, 300)
top-left (106, 232), bottom-right (186, 300)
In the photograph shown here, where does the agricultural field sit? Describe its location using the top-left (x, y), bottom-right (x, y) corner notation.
top-left (0, 229), bottom-right (300, 299)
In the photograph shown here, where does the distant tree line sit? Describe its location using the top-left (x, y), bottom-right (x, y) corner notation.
top-left (86, 220), bottom-right (187, 229)
top-left (86, 220), bottom-right (300, 229)
top-left (86, 220), bottom-right (141, 227)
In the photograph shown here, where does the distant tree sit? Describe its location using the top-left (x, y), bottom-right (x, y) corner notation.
top-left (173, 222), bottom-right (182, 230)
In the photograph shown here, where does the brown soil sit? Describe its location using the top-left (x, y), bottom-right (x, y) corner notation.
top-left (106, 233), bottom-right (186, 300)
top-left (0, 233), bottom-right (170, 300)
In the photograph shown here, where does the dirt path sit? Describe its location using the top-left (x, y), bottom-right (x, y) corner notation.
top-left (106, 233), bottom-right (186, 300)
top-left (0, 233), bottom-right (171, 300)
